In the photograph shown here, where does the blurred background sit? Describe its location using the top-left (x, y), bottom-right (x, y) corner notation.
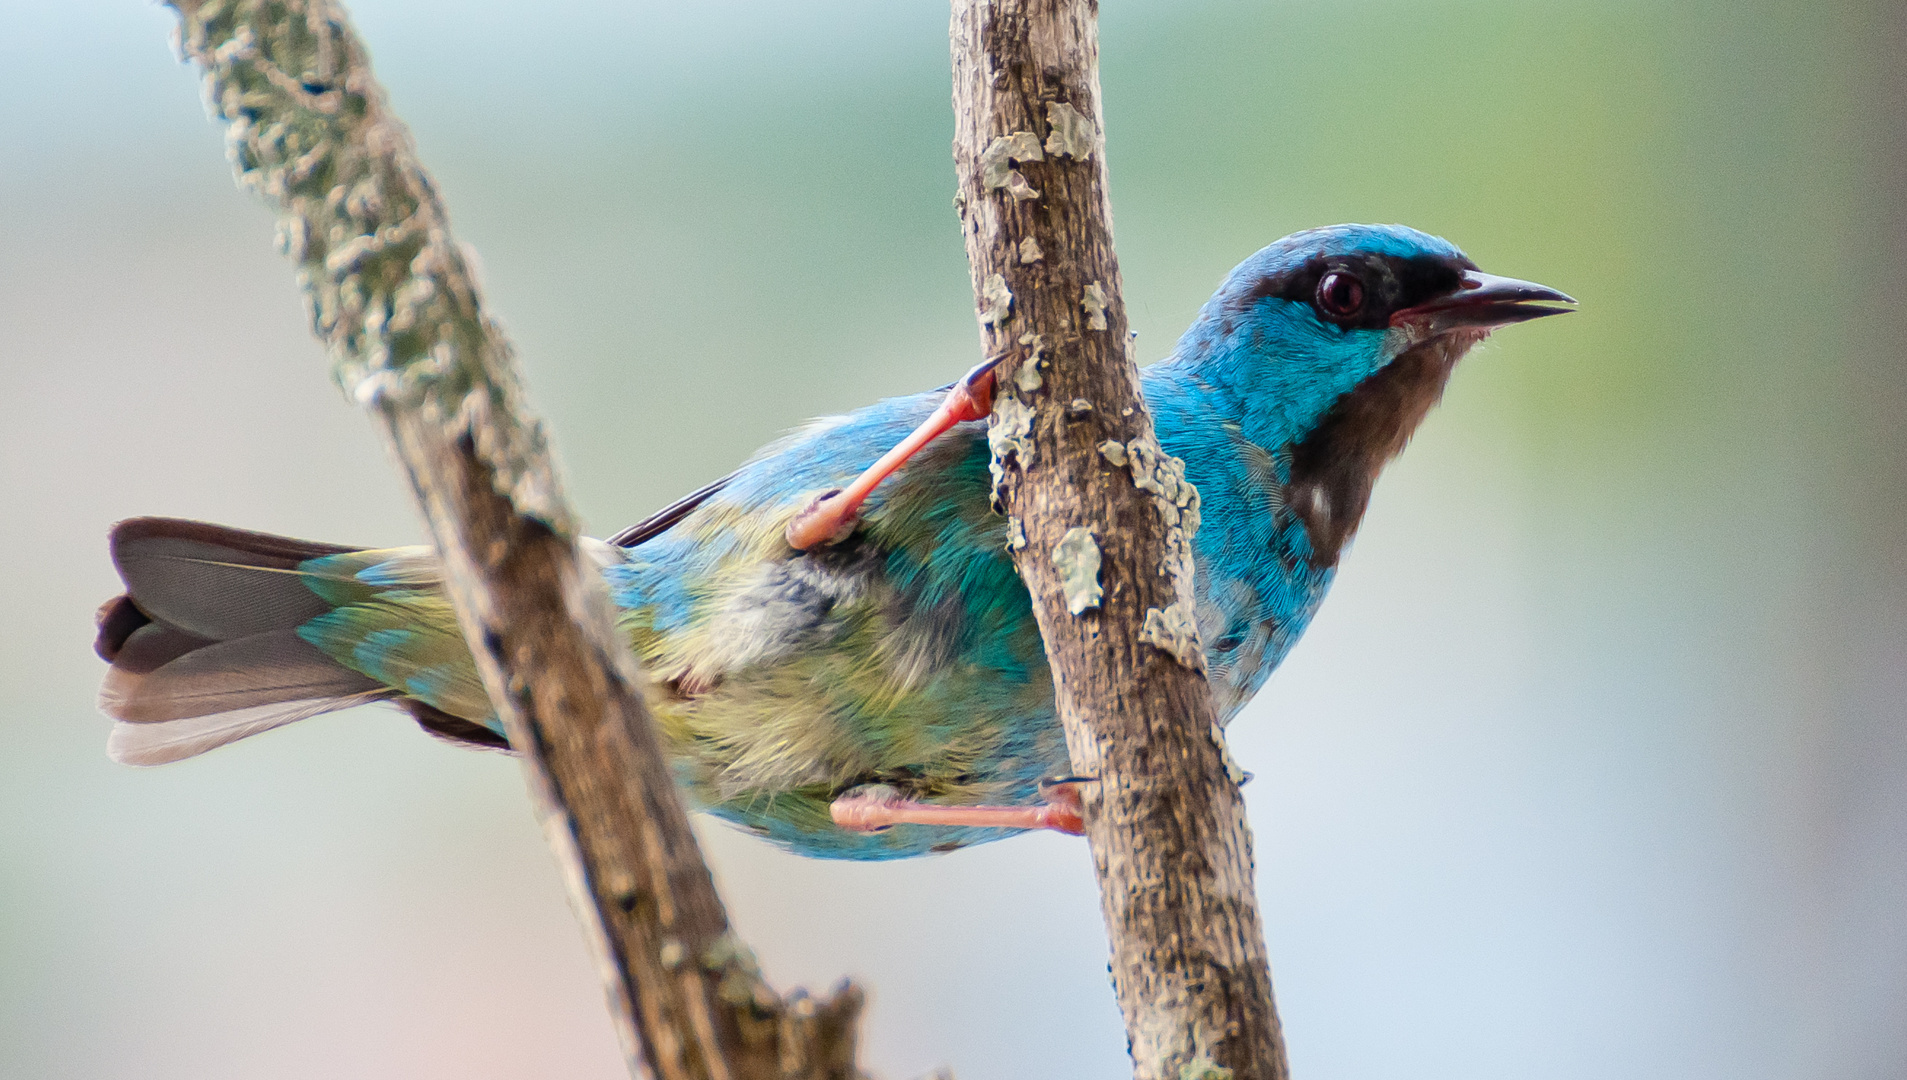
top-left (3, 1), bottom-right (1904, 1077)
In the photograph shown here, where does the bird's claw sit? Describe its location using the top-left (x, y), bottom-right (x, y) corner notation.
top-left (1034, 775), bottom-right (1092, 836)
top-left (947, 355), bottom-right (1003, 422)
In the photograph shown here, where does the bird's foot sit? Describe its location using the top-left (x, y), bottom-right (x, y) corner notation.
top-left (829, 776), bottom-right (1089, 836)
top-left (786, 356), bottom-right (1002, 550)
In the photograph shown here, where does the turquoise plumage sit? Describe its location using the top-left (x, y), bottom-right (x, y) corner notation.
top-left (93, 224), bottom-right (1571, 859)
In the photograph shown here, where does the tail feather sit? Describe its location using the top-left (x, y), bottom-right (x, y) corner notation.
top-left (94, 595), bottom-right (156, 662)
top-left (96, 518), bottom-right (398, 763)
top-left (107, 518), bottom-right (356, 642)
top-left (107, 694), bottom-right (386, 766)
top-left (100, 628), bottom-right (385, 724)
top-left (97, 609), bottom-right (211, 673)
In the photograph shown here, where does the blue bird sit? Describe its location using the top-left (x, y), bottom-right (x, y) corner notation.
top-left (93, 224), bottom-right (1572, 859)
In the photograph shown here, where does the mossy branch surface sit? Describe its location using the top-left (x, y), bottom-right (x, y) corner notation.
top-left (950, 1), bottom-right (1291, 1077)
top-left (163, 2), bottom-right (863, 1077)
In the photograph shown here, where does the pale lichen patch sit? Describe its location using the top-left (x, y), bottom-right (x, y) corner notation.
top-left (1005, 516), bottom-right (1027, 552)
top-left (1045, 101), bottom-right (1098, 160)
top-left (980, 131), bottom-right (1044, 202)
top-left (1081, 280), bottom-right (1109, 331)
top-left (1052, 527), bottom-right (1103, 615)
top-left (1014, 332), bottom-right (1046, 393)
top-left (1208, 722), bottom-right (1249, 786)
top-left (980, 273), bottom-right (1013, 326)
top-left (658, 937), bottom-right (686, 972)
top-left (1142, 601), bottom-right (1205, 671)
top-left (1108, 434), bottom-right (1205, 668)
top-left (1121, 436), bottom-right (1202, 540)
top-left (1135, 1015), bottom-right (1236, 1080)
top-left (1097, 439), bottom-right (1129, 466)
top-left (987, 393), bottom-right (1036, 506)
top-left (1018, 235), bottom-right (1044, 263)
top-left (698, 930), bottom-right (777, 1010)
top-left (1179, 1057), bottom-right (1235, 1080)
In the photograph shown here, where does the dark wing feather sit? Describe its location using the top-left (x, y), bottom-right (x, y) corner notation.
top-left (402, 700), bottom-right (513, 751)
top-left (607, 474), bottom-right (734, 548)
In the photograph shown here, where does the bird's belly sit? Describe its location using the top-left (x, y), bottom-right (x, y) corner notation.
top-left (642, 655), bottom-right (1070, 860)
top-left (611, 537), bottom-right (1071, 859)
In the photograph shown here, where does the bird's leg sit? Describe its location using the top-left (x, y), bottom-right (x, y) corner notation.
top-left (785, 356), bottom-right (1003, 550)
top-left (830, 777), bottom-right (1088, 836)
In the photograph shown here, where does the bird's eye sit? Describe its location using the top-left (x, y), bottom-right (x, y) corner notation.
top-left (1315, 271), bottom-right (1365, 320)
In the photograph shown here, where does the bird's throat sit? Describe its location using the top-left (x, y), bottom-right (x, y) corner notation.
top-left (1284, 330), bottom-right (1482, 567)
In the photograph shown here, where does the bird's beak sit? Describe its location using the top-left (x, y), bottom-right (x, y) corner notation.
top-left (1390, 271), bottom-right (1576, 334)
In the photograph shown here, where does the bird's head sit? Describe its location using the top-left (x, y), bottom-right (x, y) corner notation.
top-left (1176, 223), bottom-right (1573, 563)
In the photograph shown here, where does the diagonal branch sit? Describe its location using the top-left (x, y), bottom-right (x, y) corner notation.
top-left (948, 2), bottom-right (1290, 1078)
top-left (162, 3), bottom-right (862, 1078)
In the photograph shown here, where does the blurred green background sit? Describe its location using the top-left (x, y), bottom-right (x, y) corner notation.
top-left (3, 1), bottom-right (1903, 1077)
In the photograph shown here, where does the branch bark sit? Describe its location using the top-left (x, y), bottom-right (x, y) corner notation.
top-left (164, 3), bottom-right (862, 1078)
top-left (949, 3), bottom-right (1290, 1078)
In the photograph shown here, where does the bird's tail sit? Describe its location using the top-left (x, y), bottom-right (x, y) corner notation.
top-left (93, 517), bottom-right (504, 765)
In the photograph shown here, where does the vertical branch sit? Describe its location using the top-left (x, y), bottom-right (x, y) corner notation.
top-left (162, 3), bottom-right (862, 1078)
top-left (948, 2), bottom-right (1290, 1078)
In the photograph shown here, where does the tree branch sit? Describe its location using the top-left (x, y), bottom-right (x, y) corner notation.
top-left (948, 3), bottom-right (1290, 1077)
top-left (163, 3), bottom-right (862, 1077)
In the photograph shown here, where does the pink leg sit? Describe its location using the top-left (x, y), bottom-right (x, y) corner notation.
top-left (831, 778), bottom-right (1087, 837)
top-left (786, 357), bottom-right (1002, 550)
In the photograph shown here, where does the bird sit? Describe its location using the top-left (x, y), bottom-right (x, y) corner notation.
top-left (92, 223), bottom-right (1572, 860)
